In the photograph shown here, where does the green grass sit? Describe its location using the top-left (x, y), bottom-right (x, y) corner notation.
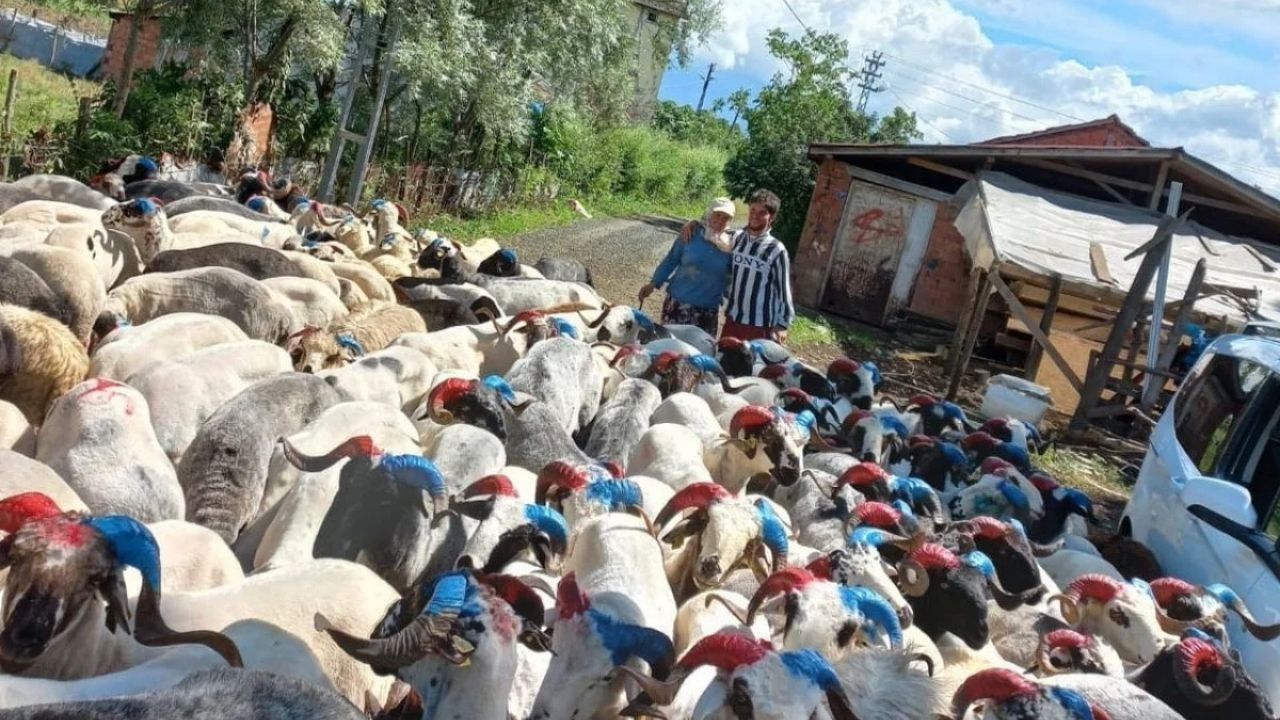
top-left (0, 52), bottom-right (100, 141)
top-left (1037, 446), bottom-right (1132, 499)
top-left (423, 194), bottom-right (711, 243)
top-left (789, 310), bottom-right (874, 351)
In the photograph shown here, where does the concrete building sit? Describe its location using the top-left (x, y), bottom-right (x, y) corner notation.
top-left (630, 0), bottom-right (686, 119)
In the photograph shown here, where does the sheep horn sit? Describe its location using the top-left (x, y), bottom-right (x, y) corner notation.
top-left (463, 474), bottom-right (517, 499)
top-left (897, 559), bottom-right (930, 597)
top-left (654, 483), bottom-right (730, 528)
top-left (134, 583), bottom-right (243, 668)
top-left (535, 461), bottom-right (590, 506)
top-left (951, 668), bottom-right (1039, 720)
top-left (289, 432), bottom-right (379, 470)
top-left (614, 665), bottom-right (683, 710)
top-left (0, 492), bottom-right (63, 533)
top-left (1155, 603), bottom-right (1198, 634)
top-left (1205, 584), bottom-right (1280, 641)
top-left (746, 567), bottom-right (815, 624)
top-left (1047, 594), bottom-right (1082, 626)
top-left (318, 612), bottom-right (442, 669)
top-left (587, 304), bottom-right (612, 329)
top-left (729, 406), bottom-right (775, 439)
top-left (702, 592), bottom-right (751, 625)
top-left (1173, 638), bottom-right (1237, 706)
top-left (425, 378), bottom-right (478, 425)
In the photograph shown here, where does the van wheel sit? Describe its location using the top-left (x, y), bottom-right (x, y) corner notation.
top-left (1119, 517), bottom-right (1132, 538)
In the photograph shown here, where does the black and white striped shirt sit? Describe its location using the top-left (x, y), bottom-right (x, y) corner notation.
top-left (726, 229), bottom-right (795, 328)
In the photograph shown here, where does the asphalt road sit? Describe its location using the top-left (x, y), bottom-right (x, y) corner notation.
top-left (505, 214), bottom-right (687, 310)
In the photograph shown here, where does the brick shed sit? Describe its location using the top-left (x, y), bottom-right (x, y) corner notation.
top-left (791, 117), bottom-right (1280, 413)
top-left (101, 12), bottom-right (178, 83)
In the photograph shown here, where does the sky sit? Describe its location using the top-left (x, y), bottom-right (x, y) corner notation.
top-left (658, 0), bottom-right (1280, 197)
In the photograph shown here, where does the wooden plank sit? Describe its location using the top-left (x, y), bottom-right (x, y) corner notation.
top-left (996, 332), bottom-right (1032, 353)
top-left (1089, 243), bottom-right (1116, 285)
top-left (1090, 177), bottom-right (1136, 206)
top-left (1196, 232), bottom-right (1222, 256)
top-left (1122, 212), bottom-right (1187, 261)
top-left (990, 273), bottom-right (1083, 393)
top-left (998, 262), bottom-right (1131, 307)
top-left (945, 267), bottom-right (984, 377)
top-left (907, 156), bottom-right (975, 182)
top-left (1148, 161), bottom-right (1170, 211)
top-left (1069, 235), bottom-right (1168, 432)
top-left (947, 270), bottom-right (992, 401)
top-left (1142, 258), bottom-right (1207, 410)
top-left (1025, 273), bottom-right (1062, 377)
top-left (1007, 156), bottom-right (1274, 220)
top-left (1243, 243), bottom-right (1278, 273)
top-left (847, 164), bottom-right (953, 202)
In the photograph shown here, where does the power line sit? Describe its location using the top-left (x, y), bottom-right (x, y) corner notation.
top-left (886, 68), bottom-right (1055, 126)
top-left (885, 86), bottom-right (957, 142)
top-left (779, 0), bottom-right (813, 34)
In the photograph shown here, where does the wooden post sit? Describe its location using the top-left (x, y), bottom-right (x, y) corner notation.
top-left (1122, 316), bottom-right (1144, 385)
top-left (2, 68), bottom-right (17, 140)
top-left (946, 267), bottom-right (984, 377)
top-left (75, 96), bottom-right (91, 143)
top-left (1143, 181), bottom-right (1183, 401)
top-left (990, 274), bottom-right (1080, 391)
top-left (1142, 258), bottom-right (1207, 410)
top-left (947, 270), bottom-right (992, 401)
top-left (1024, 273), bottom-right (1062, 378)
top-left (1070, 229), bottom-right (1172, 432)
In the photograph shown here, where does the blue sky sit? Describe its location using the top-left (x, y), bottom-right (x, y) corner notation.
top-left (657, 0), bottom-right (1280, 193)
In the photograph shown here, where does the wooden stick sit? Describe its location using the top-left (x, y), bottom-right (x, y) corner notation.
top-left (1024, 273), bottom-right (1062, 379)
top-left (2, 68), bottom-right (17, 140)
top-left (990, 273), bottom-right (1082, 392)
top-left (947, 270), bottom-right (992, 401)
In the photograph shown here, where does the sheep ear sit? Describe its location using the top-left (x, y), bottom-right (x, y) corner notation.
top-left (452, 497), bottom-right (496, 521)
top-left (732, 437), bottom-right (758, 460)
top-left (98, 570), bottom-right (132, 635)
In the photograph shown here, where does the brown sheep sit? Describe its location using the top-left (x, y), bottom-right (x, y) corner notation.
top-left (1089, 529), bottom-right (1164, 582)
top-left (0, 303), bottom-right (90, 424)
top-left (287, 302), bottom-right (426, 373)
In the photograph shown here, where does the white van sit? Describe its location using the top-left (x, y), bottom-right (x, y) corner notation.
top-left (1122, 334), bottom-right (1280, 706)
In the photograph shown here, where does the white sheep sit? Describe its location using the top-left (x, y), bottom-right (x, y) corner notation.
top-left (9, 244), bottom-right (106, 344)
top-left (35, 378), bottom-right (184, 523)
top-left (262, 276), bottom-right (349, 330)
top-left (90, 312), bottom-right (249, 381)
top-left (315, 345), bottom-right (438, 414)
top-left (11, 174), bottom-right (115, 210)
top-left (0, 399), bottom-right (35, 455)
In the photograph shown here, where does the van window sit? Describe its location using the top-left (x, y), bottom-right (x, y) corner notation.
top-left (1174, 354), bottom-right (1274, 479)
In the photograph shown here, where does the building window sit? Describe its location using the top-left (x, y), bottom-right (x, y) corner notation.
top-left (647, 11), bottom-right (658, 22)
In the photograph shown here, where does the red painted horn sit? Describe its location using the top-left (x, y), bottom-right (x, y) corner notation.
top-left (966, 516), bottom-right (1009, 540)
top-left (476, 573), bottom-right (544, 626)
top-left (827, 358), bottom-right (859, 377)
top-left (854, 501), bottom-right (902, 528)
top-left (556, 572), bottom-right (590, 619)
top-left (609, 343), bottom-right (644, 367)
top-left (651, 351), bottom-right (682, 374)
top-left (536, 462), bottom-right (591, 505)
top-left (841, 409), bottom-right (873, 432)
top-left (463, 475), bottom-right (517, 499)
top-left (806, 554), bottom-right (833, 580)
top-left (835, 462), bottom-right (889, 491)
top-left (1149, 577), bottom-right (1198, 607)
top-left (747, 567), bottom-right (816, 623)
top-left (655, 483), bottom-right (730, 527)
top-left (908, 434), bottom-right (936, 447)
top-left (952, 668), bottom-right (1038, 718)
top-left (758, 364), bottom-right (787, 381)
top-left (280, 435), bottom-right (379, 473)
top-left (908, 393), bottom-right (937, 407)
top-left (426, 378), bottom-right (478, 424)
top-left (1065, 574), bottom-right (1124, 604)
top-left (717, 337), bottom-right (745, 350)
top-left (1043, 629), bottom-right (1091, 649)
top-left (678, 632), bottom-right (770, 672)
top-left (730, 406), bottom-right (774, 438)
top-left (908, 543), bottom-right (961, 570)
top-left (963, 432), bottom-right (997, 450)
top-left (0, 492), bottom-right (63, 534)
top-left (980, 456), bottom-right (1014, 475)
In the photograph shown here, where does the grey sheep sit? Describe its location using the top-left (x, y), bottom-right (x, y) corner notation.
top-left (0, 255), bottom-right (68, 326)
top-left (10, 244), bottom-right (106, 344)
top-left (1, 668), bottom-right (365, 720)
top-left (179, 373), bottom-right (342, 542)
top-left (103, 267), bottom-right (294, 343)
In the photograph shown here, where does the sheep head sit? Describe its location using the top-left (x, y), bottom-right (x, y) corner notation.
top-left (579, 304), bottom-right (642, 345)
top-left (528, 573), bottom-right (675, 720)
top-left (1129, 634), bottom-right (1274, 717)
top-left (728, 406), bottom-right (804, 487)
top-left (896, 543), bottom-right (1022, 649)
top-left (452, 495), bottom-right (568, 574)
top-left (615, 631), bottom-right (859, 720)
top-left (1033, 629), bottom-right (1124, 678)
top-left (808, 544), bottom-right (912, 629)
top-left (286, 326), bottom-right (361, 373)
top-left (952, 516), bottom-right (1046, 607)
top-left (826, 357), bottom-right (880, 409)
top-left (1049, 574), bottom-right (1175, 665)
top-left (952, 668), bottom-right (1111, 720)
top-left (0, 493), bottom-right (241, 674)
top-left (745, 566), bottom-right (903, 657)
top-left (1148, 578), bottom-right (1280, 645)
top-left (422, 375), bottom-right (527, 441)
top-left (910, 439), bottom-right (970, 493)
top-left (321, 569), bottom-right (548, 696)
top-left (717, 336), bottom-right (755, 377)
top-left (535, 461), bottom-right (648, 533)
top-left (656, 483), bottom-right (789, 591)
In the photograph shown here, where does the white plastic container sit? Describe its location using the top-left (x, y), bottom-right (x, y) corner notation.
top-left (980, 374), bottom-right (1052, 427)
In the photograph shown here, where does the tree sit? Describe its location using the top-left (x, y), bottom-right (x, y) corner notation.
top-left (726, 87), bottom-right (749, 128)
top-left (724, 29), bottom-right (921, 249)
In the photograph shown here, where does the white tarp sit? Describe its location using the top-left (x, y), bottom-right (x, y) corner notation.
top-left (955, 171), bottom-right (1280, 323)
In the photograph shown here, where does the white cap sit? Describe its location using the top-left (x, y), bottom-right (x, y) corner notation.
top-left (709, 197), bottom-right (736, 219)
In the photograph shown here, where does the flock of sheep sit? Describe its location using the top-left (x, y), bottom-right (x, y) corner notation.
top-left (0, 163), bottom-right (1276, 719)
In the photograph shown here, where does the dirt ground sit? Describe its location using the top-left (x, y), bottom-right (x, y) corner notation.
top-left (506, 214), bottom-right (1136, 524)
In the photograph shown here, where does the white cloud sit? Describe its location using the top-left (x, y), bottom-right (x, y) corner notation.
top-left (690, 0), bottom-right (1280, 195)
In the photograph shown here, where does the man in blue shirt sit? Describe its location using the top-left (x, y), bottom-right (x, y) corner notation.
top-left (639, 197), bottom-right (736, 335)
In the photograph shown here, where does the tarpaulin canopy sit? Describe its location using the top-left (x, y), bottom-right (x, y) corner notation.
top-left (955, 171), bottom-right (1280, 323)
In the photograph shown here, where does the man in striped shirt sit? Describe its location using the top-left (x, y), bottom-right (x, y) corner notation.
top-left (722, 189), bottom-right (794, 343)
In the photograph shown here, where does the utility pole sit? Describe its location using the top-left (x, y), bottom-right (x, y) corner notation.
top-left (856, 51), bottom-right (886, 114)
top-left (696, 63), bottom-right (716, 113)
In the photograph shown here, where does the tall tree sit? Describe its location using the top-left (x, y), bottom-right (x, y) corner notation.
top-left (724, 29), bottom-right (921, 248)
